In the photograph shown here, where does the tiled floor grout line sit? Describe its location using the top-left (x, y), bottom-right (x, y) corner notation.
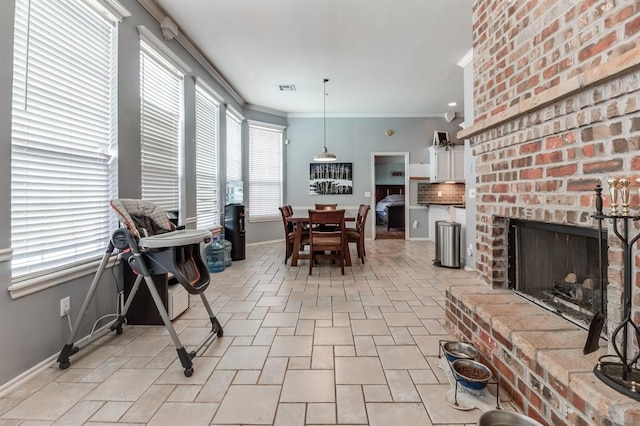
top-left (0, 240), bottom-right (515, 425)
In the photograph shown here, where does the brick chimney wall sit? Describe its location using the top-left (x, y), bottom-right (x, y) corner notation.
top-left (463, 0), bottom-right (640, 322)
top-left (471, 0), bottom-right (640, 123)
top-left (453, 2), bottom-right (640, 422)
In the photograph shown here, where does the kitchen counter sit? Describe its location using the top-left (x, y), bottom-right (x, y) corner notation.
top-left (419, 202), bottom-right (465, 207)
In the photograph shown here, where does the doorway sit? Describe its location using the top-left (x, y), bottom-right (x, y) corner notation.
top-left (371, 152), bottom-right (409, 240)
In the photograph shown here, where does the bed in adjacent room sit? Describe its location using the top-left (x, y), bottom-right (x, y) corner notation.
top-left (375, 185), bottom-right (405, 231)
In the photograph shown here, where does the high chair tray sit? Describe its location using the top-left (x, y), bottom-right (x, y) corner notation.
top-left (139, 229), bottom-right (211, 248)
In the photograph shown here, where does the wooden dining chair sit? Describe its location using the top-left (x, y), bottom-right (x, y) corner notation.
top-left (308, 209), bottom-right (346, 275)
top-left (347, 204), bottom-right (371, 264)
top-left (314, 203), bottom-right (337, 211)
top-left (279, 206), bottom-right (300, 264)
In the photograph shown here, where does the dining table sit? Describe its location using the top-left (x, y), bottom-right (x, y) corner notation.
top-left (285, 210), bottom-right (355, 267)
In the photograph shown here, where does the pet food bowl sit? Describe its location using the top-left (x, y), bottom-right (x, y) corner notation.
top-left (451, 359), bottom-right (492, 390)
top-left (443, 341), bottom-right (478, 363)
top-left (477, 409), bottom-right (543, 426)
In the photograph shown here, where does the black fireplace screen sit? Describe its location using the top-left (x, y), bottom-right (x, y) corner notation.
top-left (508, 220), bottom-right (607, 328)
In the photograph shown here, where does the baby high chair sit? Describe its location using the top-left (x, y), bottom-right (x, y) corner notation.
top-left (57, 199), bottom-right (223, 377)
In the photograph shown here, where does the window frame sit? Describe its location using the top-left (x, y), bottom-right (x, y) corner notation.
top-left (247, 120), bottom-right (286, 222)
top-left (8, 0), bottom-right (128, 299)
top-left (138, 26), bottom-right (191, 217)
top-left (225, 106), bottom-right (244, 186)
top-left (194, 78), bottom-right (224, 230)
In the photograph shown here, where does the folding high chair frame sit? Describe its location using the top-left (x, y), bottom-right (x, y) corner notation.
top-left (57, 200), bottom-right (223, 377)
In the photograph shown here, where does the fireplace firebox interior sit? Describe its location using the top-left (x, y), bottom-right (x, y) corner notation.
top-left (508, 219), bottom-right (607, 328)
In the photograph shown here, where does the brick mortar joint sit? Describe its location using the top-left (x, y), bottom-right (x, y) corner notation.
top-left (458, 45), bottom-right (640, 141)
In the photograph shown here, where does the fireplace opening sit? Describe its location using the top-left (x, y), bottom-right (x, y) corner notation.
top-left (508, 219), bottom-right (607, 329)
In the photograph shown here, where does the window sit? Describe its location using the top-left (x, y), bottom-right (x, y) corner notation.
top-left (10, 0), bottom-right (122, 281)
top-left (195, 81), bottom-right (222, 229)
top-left (139, 27), bottom-right (190, 213)
top-left (225, 107), bottom-right (243, 183)
top-left (248, 121), bottom-right (285, 221)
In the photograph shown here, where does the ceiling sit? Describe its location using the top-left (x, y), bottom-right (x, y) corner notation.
top-left (154, 0), bottom-right (473, 117)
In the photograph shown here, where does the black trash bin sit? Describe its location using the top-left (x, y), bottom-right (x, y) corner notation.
top-left (224, 204), bottom-right (246, 261)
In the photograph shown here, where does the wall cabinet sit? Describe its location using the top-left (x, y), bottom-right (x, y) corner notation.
top-left (428, 145), bottom-right (465, 182)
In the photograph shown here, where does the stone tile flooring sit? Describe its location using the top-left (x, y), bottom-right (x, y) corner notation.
top-left (0, 239), bottom-right (518, 425)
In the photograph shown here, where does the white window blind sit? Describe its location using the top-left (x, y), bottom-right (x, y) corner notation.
top-left (226, 110), bottom-right (242, 183)
top-left (248, 121), bottom-right (284, 221)
top-left (11, 0), bottom-right (119, 280)
top-left (195, 83), bottom-right (220, 229)
top-left (139, 39), bottom-right (184, 212)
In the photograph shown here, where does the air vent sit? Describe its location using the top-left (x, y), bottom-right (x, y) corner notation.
top-left (279, 84), bottom-right (296, 92)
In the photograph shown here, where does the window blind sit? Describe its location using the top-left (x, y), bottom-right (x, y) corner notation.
top-left (139, 39), bottom-right (184, 212)
top-left (11, 0), bottom-right (119, 279)
top-left (195, 83), bottom-right (220, 229)
top-left (248, 121), bottom-right (284, 221)
top-left (226, 110), bottom-right (242, 183)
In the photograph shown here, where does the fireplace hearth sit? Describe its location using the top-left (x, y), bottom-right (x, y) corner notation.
top-left (507, 219), bottom-right (607, 330)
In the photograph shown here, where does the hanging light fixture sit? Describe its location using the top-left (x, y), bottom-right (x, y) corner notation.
top-left (313, 78), bottom-right (337, 162)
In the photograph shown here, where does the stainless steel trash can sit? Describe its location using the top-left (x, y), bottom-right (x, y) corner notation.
top-left (436, 221), bottom-right (461, 268)
top-left (433, 220), bottom-right (446, 266)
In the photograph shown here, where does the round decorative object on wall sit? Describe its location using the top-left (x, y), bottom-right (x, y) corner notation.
top-left (385, 129), bottom-right (394, 136)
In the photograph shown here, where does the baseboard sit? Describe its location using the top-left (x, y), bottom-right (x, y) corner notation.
top-left (0, 321), bottom-right (114, 397)
top-left (247, 239), bottom-right (283, 247)
top-left (0, 353), bottom-right (58, 398)
top-left (408, 237), bottom-right (429, 241)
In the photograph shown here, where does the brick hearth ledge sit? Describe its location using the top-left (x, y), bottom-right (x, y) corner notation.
top-left (444, 274), bottom-right (640, 426)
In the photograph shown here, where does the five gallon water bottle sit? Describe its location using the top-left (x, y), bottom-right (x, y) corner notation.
top-left (206, 237), bottom-right (225, 273)
top-left (220, 233), bottom-right (233, 268)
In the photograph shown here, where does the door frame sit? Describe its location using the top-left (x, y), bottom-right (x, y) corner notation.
top-left (370, 152), bottom-right (410, 240)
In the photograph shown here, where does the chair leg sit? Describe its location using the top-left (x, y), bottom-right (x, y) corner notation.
top-left (359, 239), bottom-right (365, 264)
top-left (340, 248), bottom-right (344, 275)
top-left (308, 250), bottom-right (313, 275)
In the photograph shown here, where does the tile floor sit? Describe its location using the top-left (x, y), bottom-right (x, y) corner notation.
top-left (0, 239), bottom-right (518, 425)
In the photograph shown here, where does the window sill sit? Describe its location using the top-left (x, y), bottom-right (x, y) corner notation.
top-left (8, 255), bottom-right (119, 300)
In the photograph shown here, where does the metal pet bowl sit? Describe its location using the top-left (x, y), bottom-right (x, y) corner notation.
top-left (443, 341), bottom-right (478, 363)
top-left (478, 409), bottom-right (543, 426)
top-left (451, 359), bottom-right (492, 390)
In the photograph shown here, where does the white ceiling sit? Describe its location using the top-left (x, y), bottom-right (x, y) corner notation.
top-left (154, 0), bottom-right (473, 117)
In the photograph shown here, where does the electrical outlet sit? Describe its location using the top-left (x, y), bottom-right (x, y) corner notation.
top-left (469, 188), bottom-right (476, 199)
top-left (364, 191), bottom-right (371, 198)
top-left (437, 191), bottom-right (443, 197)
top-left (60, 296), bottom-right (71, 317)
top-left (412, 220), bottom-right (418, 229)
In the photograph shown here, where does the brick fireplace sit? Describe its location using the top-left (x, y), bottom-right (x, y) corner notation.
top-left (451, 0), bottom-right (640, 424)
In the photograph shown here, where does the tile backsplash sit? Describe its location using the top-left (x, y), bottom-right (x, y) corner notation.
top-left (417, 183), bottom-right (465, 204)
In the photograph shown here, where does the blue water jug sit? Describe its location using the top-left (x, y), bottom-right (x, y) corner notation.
top-left (220, 233), bottom-right (232, 268)
top-left (206, 237), bottom-right (225, 273)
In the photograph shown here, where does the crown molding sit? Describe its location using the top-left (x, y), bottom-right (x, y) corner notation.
top-left (245, 103), bottom-right (288, 118)
top-left (137, 0), bottom-right (245, 106)
top-left (457, 48), bottom-right (473, 68)
top-left (287, 112), bottom-right (459, 119)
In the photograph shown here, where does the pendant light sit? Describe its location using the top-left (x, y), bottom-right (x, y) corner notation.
top-left (313, 78), bottom-right (337, 162)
